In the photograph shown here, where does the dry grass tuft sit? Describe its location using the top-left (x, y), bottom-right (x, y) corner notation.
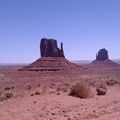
top-left (0, 92), bottom-right (14, 102)
top-left (69, 81), bottom-right (91, 99)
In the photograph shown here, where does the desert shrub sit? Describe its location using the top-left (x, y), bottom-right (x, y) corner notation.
top-left (30, 91), bottom-right (41, 96)
top-left (30, 93), bottom-right (34, 96)
top-left (11, 86), bottom-right (14, 89)
top-left (69, 81), bottom-right (91, 99)
top-left (4, 92), bottom-right (13, 98)
top-left (34, 91), bottom-right (40, 95)
top-left (0, 92), bottom-right (13, 102)
top-left (4, 86), bottom-right (14, 91)
top-left (96, 86), bottom-right (107, 95)
top-left (106, 79), bottom-right (118, 86)
top-left (57, 87), bottom-right (61, 92)
top-left (25, 84), bottom-right (32, 90)
top-left (4, 87), bottom-right (11, 91)
top-left (38, 84), bottom-right (41, 87)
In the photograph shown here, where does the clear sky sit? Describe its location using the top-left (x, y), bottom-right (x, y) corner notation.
top-left (0, 0), bottom-right (120, 63)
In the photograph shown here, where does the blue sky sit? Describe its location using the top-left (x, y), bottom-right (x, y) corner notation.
top-left (0, 0), bottom-right (120, 63)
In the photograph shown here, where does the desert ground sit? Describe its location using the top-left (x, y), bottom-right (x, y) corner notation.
top-left (0, 63), bottom-right (120, 120)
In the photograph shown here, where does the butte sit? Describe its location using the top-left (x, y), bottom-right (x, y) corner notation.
top-left (91, 48), bottom-right (119, 67)
top-left (20, 38), bottom-right (80, 72)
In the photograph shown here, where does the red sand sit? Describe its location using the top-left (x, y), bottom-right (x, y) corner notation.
top-left (0, 64), bottom-right (120, 120)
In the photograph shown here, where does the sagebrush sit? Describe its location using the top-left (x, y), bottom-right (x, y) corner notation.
top-left (69, 81), bottom-right (91, 99)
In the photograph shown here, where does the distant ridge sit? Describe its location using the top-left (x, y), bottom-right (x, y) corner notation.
top-left (72, 59), bottom-right (120, 65)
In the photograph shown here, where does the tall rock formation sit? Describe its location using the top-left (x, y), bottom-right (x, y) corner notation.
top-left (96, 48), bottom-right (109, 61)
top-left (91, 48), bottom-right (119, 68)
top-left (19, 37), bottom-right (81, 72)
top-left (40, 38), bottom-right (65, 57)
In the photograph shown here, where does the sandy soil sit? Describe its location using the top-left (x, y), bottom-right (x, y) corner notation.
top-left (0, 65), bottom-right (120, 120)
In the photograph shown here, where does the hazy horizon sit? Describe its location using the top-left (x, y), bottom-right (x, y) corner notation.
top-left (0, 0), bottom-right (120, 63)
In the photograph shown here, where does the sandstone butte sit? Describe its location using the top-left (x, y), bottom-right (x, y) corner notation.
top-left (20, 38), bottom-right (80, 72)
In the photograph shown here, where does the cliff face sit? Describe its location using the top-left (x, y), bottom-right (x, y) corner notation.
top-left (96, 49), bottom-right (109, 61)
top-left (40, 38), bottom-right (65, 58)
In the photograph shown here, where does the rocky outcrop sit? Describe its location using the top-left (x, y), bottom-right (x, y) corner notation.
top-left (20, 37), bottom-right (82, 72)
top-left (91, 48), bottom-right (119, 68)
top-left (40, 38), bottom-right (65, 57)
top-left (96, 49), bottom-right (109, 61)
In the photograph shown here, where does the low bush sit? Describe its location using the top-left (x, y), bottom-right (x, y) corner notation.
top-left (96, 85), bottom-right (107, 95)
top-left (107, 79), bottom-right (118, 86)
top-left (34, 91), bottom-right (40, 95)
top-left (4, 92), bottom-right (13, 98)
top-left (69, 81), bottom-right (91, 99)
top-left (0, 92), bottom-right (13, 102)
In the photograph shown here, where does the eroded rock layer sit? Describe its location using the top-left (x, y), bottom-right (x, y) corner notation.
top-left (21, 57), bottom-right (79, 72)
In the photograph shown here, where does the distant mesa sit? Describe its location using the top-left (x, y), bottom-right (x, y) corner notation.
top-left (20, 38), bottom-right (80, 72)
top-left (92, 48), bottom-right (119, 67)
top-left (96, 48), bottom-right (109, 61)
top-left (40, 38), bottom-right (65, 58)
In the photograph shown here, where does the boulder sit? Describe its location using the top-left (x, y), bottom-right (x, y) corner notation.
top-left (97, 86), bottom-right (107, 95)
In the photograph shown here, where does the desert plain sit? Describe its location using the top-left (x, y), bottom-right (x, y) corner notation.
top-left (0, 61), bottom-right (120, 120)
